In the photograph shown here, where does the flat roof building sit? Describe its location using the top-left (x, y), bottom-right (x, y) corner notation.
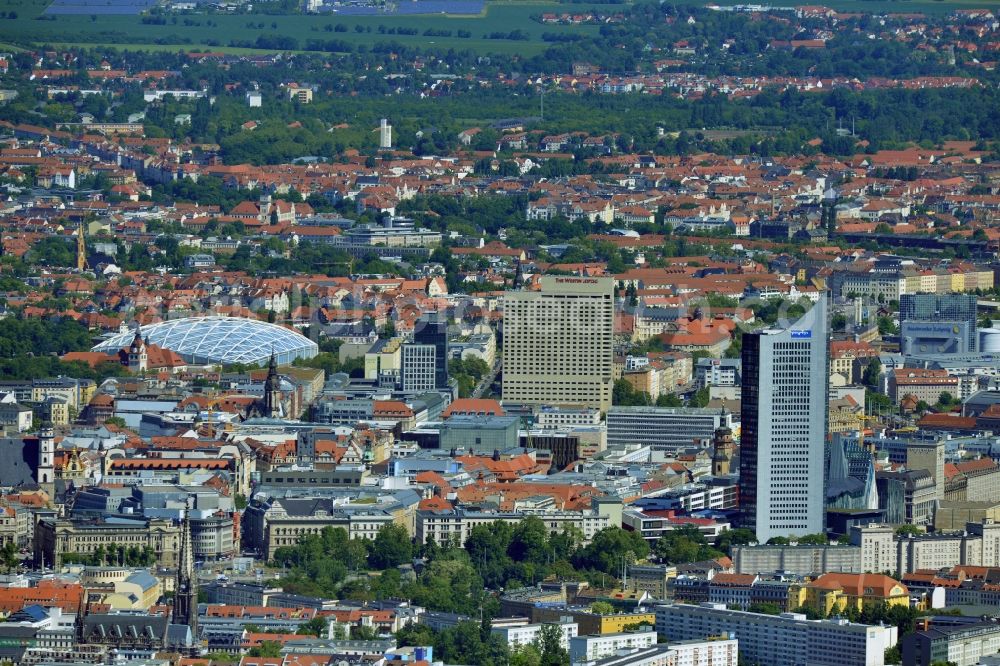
top-left (606, 406), bottom-right (733, 453)
top-left (503, 276), bottom-right (614, 411)
top-left (656, 602), bottom-right (896, 666)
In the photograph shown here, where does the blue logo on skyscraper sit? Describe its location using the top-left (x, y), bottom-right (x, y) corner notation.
top-left (790, 330), bottom-right (812, 339)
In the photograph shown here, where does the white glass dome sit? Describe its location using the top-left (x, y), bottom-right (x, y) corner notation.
top-left (93, 316), bottom-right (318, 366)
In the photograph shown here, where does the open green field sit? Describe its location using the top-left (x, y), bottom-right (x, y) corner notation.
top-left (0, 0), bottom-right (612, 55)
top-left (710, 0), bottom-right (1000, 13)
top-left (0, 0), bottom-right (999, 56)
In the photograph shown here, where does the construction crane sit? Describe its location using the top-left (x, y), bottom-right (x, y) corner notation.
top-left (854, 414), bottom-right (885, 455)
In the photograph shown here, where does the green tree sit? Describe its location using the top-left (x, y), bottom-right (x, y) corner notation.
top-left (272, 526), bottom-right (364, 597)
top-left (510, 644), bottom-right (543, 666)
top-left (612, 379), bottom-right (651, 406)
top-left (656, 393), bottom-right (683, 407)
top-left (0, 542), bottom-right (19, 573)
top-left (715, 528), bottom-right (758, 555)
top-left (790, 605), bottom-right (825, 620)
top-left (877, 316), bottom-right (898, 335)
top-left (689, 386), bottom-right (711, 408)
top-left (866, 389), bottom-right (893, 413)
top-left (654, 525), bottom-right (724, 565)
top-left (589, 601), bottom-right (615, 615)
top-left (369, 523), bottom-right (413, 570)
top-left (573, 527), bottom-right (649, 575)
top-left (249, 641), bottom-right (283, 658)
top-left (509, 516), bottom-right (551, 565)
top-left (747, 602), bottom-right (782, 615)
top-left (297, 617), bottom-right (328, 637)
top-left (536, 622), bottom-right (570, 666)
top-left (862, 358), bottom-right (882, 389)
top-left (795, 533), bottom-right (830, 545)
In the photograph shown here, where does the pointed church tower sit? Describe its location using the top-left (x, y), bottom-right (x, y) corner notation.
top-left (76, 220), bottom-right (87, 271)
top-left (173, 511), bottom-right (198, 640)
top-left (712, 405), bottom-right (735, 477)
top-left (37, 422), bottom-right (55, 495)
top-left (263, 351), bottom-right (282, 418)
top-left (127, 326), bottom-right (148, 373)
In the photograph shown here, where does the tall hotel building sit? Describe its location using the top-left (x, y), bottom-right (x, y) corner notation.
top-left (502, 276), bottom-right (614, 411)
top-left (740, 296), bottom-right (829, 543)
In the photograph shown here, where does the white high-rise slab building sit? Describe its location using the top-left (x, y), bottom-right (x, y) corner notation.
top-left (379, 118), bottom-right (392, 149)
top-left (740, 296), bottom-right (828, 543)
top-left (502, 276), bottom-right (614, 411)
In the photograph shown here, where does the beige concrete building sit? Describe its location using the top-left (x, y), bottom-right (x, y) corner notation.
top-left (935, 502), bottom-right (1000, 531)
top-left (889, 368), bottom-right (959, 405)
top-left (628, 564), bottom-right (678, 600)
top-left (733, 521), bottom-right (1000, 576)
top-left (416, 508), bottom-right (613, 548)
top-left (364, 337), bottom-right (403, 383)
top-left (503, 276), bottom-right (614, 411)
top-left (907, 439), bottom-right (945, 502)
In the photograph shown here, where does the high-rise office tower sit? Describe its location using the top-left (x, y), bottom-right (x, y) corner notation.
top-left (412, 316), bottom-right (450, 390)
top-left (401, 343), bottom-right (437, 393)
top-left (900, 293), bottom-right (977, 351)
top-left (502, 276), bottom-right (614, 411)
top-left (740, 296), bottom-right (829, 542)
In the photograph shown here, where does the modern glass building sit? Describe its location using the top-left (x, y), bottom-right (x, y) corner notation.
top-left (93, 317), bottom-right (318, 366)
top-left (412, 316), bottom-right (450, 390)
top-left (900, 293), bottom-right (977, 351)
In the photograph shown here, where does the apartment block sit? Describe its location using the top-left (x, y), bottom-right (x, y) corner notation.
top-left (731, 521), bottom-right (1000, 576)
top-left (492, 620), bottom-right (578, 651)
top-left (568, 628), bottom-right (658, 662)
top-left (655, 603), bottom-right (896, 666)
top-left (901, 619), bottom-right (1000, 666)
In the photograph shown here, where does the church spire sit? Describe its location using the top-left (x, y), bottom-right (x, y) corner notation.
top-left (173, 510), bottom-right (198, 640)
top-left (76, 220), bottom-right (87, 271)
top-left (263, 349), bottom-right (282, 418)
top-left (712, 406), bottom-right (735, 477)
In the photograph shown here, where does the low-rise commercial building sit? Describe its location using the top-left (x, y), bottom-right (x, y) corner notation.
top-left (606, 407), bottom-right (734, 453)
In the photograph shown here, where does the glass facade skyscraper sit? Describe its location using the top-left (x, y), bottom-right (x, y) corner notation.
top-left (740, 296), bottom-right (829, 542)
top-left (412, 316), bottom-right (450, 390)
